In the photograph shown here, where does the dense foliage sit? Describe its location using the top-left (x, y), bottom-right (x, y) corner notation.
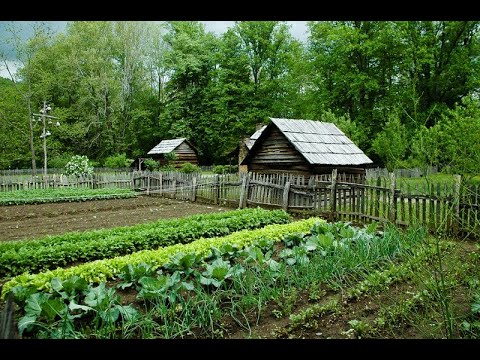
top-left (1, 21), bottom-right (479, 173)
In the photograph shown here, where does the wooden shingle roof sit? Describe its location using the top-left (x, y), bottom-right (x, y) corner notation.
top-left (147, 138), bottom-right (187, 155)
top-left (245, 125), bottom-right (267, 150)
top-left (246, 118), bottom-right (372, 166)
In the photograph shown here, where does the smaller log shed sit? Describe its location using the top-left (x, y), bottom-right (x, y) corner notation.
top-left (147, 138), bottom-right (198, 168)
top-left (241, 118), bottom-right (373, 176)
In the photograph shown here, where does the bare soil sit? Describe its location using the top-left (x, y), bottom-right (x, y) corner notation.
top-left (0, 195), bottom-right (232, 242)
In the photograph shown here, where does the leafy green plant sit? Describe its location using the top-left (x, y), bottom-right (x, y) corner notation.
top-left (144, 158), bottom-right (159, 171)
top-left (207, 243), bottom-right (243, 262)
top-left (137, 272), bottom-right (194, 303)
top-left (213, 165), bottom-right (238, 174)
top-left (164, 152), bottom-right (178, 165)
top-left (14, 276), bottom-right (138, 339)
top-left (18, 292), bottom-right (70, 336)
top-left (179, 162), bottom-right (201, 174)
top-left (117, 263), bottom-right (158, 290)
top-left (308, 282), bottom-right (326, 302)
top-left (163, 252), bottom-right (203, 278)
top-left (200, 258), bottom-right (245, 288)
top-left (461, 290), bottom-right (480, 338)
top-left (346, 319), bottom-right (373, 338)
top-left (51, 276), bottom-right (88, 301)
top-left (289, 300), bottom-right (340, 330)
top-left (240, 245), bottom-right (267, 265)
top-left (283, 233), bottom-right (305, 248)
top-left (279, 246), bottom-right (309, 266)
top-left (159, 165), bottom-right (176, 172)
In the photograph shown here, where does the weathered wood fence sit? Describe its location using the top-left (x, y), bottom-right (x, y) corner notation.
top-left (0, 172), bottom-right (140, 192)
top-left (1, 169), bottom-right (478, 237)
top-left (137, 170), bottom-right (479, 237)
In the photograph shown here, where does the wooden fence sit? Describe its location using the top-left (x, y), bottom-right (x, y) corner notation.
top-left (0, 167), bottom-right (133, 176)
top-left (1, 169), bottom-right (478, 237)
top-left (130, 170), bottom-right (478, 236)
top-left (0, 172), bottom-right (142, 192)
top-left (366, 166), bottom-right (438, 179)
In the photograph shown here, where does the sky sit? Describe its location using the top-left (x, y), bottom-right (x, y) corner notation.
top-left (0, 21), bottom-right (309, 79)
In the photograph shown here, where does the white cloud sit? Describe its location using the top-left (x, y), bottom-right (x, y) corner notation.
top-left (0, 59), bottom-right (20, 80)
top-left (288, 21), bottom-right (309, 42)
top-left (202, 21), bottom-right (235, 35)
top-left (202, 21), bottom-right (309, 42)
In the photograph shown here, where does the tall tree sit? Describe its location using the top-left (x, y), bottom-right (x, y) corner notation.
top-left (161, 21), bottom-right (219, 163)
top-left (0, 22), bottom-right (53, 174)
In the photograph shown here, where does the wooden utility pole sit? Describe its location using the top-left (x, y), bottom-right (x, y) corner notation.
top-left (32, 101), bottom-right (60, 178)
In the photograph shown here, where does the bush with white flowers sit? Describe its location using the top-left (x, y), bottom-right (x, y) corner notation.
top-left (64, 155), bottom-right (94, 177)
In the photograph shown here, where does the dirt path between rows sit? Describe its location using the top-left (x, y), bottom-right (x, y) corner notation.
top-left (0, 195), bottom-right (232, 242)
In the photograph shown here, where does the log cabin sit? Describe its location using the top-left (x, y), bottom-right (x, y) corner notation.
top-left (147, 138), bottom-right (198, 168)
top-left (241, 118), bottom-right (372, 176)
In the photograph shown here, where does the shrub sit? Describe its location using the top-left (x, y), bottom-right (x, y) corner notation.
top-left (179, 163), bottom-right (201, 174)
top-left (104, 153), bottom-right (134, 168)
top-left (143, 158), bottom-right (159, 171)
top-left (213, 165), bottom-right (238, 174)
top-left (164, 152), bottom-right (178, 165)
top-left (64, 155), bottom-right (93, 177)
top-left (48, 153), bottom-right (74, 168)
top-left (159, 165), bottom-right (175, 172)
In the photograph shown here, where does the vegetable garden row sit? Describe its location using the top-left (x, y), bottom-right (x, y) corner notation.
top-left (1, 207), bottom-right (479, 339)
top-left (0, 188), bottom-right (137, 206)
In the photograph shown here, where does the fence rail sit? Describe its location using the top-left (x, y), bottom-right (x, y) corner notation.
top-left (0, 172), bottom-right (139, 192)
top-left (366, 166), bottom-right (438, 179)
top-left (130, 170), bottom-right (478, 237)
top-left (1, 169), bottom-right (478, 237)
top-left (0, 167), bottom-right (133, 176)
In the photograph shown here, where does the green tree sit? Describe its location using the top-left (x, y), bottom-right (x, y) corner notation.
top-left (412, 98), bottom-right (480, 175)
top-left (372, 114), bottom-right (408, 171)
top-left (1, 22), bottom-right (54, 173)
top-left (161, 21), bottom-right (219, 163)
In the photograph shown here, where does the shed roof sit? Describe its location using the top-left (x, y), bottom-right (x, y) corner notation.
top-left (245, 125), bottom-right (267, 150)
top-left (245, 118), bottom-right (372, 166)
top-left (147, 138), bottom-right (187, 155)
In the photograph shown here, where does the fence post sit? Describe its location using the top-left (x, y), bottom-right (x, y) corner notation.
top-left (146, 174), bottom-right (150, 195)
top-left (159, 172), bottom-right (163, 196)
top-left (453, 174), bottom-right (461, 235)
top-left (282, 181), bottom-right (291, 211)
top-left (388, 172), bottom-right (397, 223)
top-left (191, 176), bottom-right (197, 202)
top-left (172, 173), bottom-right (177, 199)
top-left (329, 169), bottom-right (337, 221)
top-left (213, 174), bottom-right (219, 205)
top-left (239, 173), bottom-right (250, 209)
